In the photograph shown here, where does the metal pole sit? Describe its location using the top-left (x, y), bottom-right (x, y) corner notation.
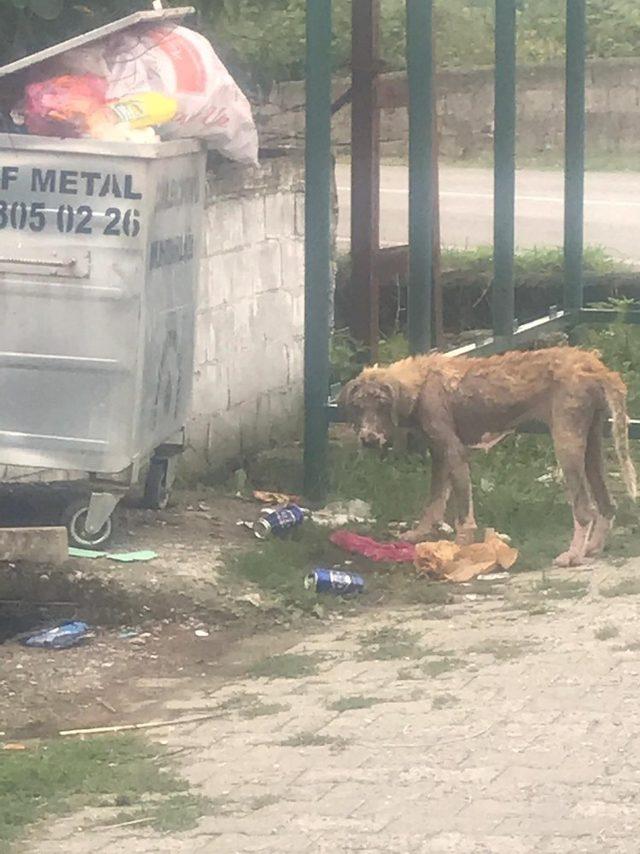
top-left (564, 0), bottom-right (586, 314)
top-left (407, 0), bottom-right (434, 355)
top-left (493, 0), bottom-right (517, 342)
top-left (350, 0), bottom-right (381, 359)
top-left (303, 0), bottom-right (332, 502)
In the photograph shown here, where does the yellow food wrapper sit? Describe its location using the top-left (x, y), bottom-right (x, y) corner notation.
top-left (415, 529), bottom-right (518, 583)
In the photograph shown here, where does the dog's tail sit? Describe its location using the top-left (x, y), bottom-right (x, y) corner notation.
top-left (603, 373), bottom-right (637, 500)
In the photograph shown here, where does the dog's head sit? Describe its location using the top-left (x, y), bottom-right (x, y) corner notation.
top-left (337, 373), bottom-right (416, 450)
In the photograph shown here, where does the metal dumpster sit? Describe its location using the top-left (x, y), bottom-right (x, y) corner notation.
top-left (0, 135), bottom-right (206, 545)
top-left (0, 8), bottom-right (205, 547)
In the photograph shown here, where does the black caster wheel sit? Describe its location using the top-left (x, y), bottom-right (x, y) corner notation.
top-left (143, 460), bottom-right (171, 510)
top-left (61, 498), bottom-right (115, 549)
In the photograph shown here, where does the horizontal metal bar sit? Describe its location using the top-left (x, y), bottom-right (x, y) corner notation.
top-left (446, 311), bottom-right (570, 358)
top-left (0, 352), bottom-right (125, 373)
top-left (0, 430), bottom-right (107, 449)
top-left (0, 256), bottom-right (77, 268)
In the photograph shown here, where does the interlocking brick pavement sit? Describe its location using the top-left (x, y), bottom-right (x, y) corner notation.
top-left (29, 560), bottom-right (640, 853)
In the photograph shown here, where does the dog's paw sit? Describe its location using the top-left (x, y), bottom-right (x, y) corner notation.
top-left (553, 550), bottom-right (585, 568)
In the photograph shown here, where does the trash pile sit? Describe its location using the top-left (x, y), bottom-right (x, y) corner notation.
top-left (238, 491), bottom-right (520, 593)
top-left (8, 24), bottom-right (259, 163)
top-left (414, 529), bottom-right (518, 583)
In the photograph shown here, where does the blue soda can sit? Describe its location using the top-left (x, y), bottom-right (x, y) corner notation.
top-left (22, 621), bottom-right (89, 649)
top-left (305, 568), bottom-right (364, 595)
top-left (253, 504), bottom-right (308, 539)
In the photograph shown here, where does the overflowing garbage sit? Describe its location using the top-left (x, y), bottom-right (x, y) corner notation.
top-left (6, 23), bottom-right (259, 163)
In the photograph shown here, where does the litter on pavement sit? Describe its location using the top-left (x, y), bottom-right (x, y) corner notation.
top-left (329, 530), bottom-right (417, 563)
top-left (414, 529), bottom-right (518, 583)
top-left (313, 499), bottom-right (375, 528)
top-left (21, 621), bottom-right (90, 649)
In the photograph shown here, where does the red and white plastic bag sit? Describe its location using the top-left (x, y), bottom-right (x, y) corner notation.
top-left (58, 25), bottom-right (259, 164)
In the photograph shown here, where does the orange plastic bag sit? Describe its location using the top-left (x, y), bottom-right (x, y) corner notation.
top-left (414, 529), bottom-right (518, 583)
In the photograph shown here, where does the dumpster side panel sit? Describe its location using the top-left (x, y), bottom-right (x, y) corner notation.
top-left (0, 149), bottom-right (147, 474)
top-left (135, 152), bottom-right (205, 458)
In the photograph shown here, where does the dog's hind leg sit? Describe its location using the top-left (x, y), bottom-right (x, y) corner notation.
top-left (585, 410), bottom-right (615, 556)
top-left (551, 402), bottom-right (597, 567)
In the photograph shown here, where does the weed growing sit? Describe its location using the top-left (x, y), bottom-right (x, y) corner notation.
top-left (0, 735), bottom-right (207, 846)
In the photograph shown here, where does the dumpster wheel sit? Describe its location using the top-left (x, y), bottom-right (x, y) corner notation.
top-left (143, 459), bottom-right (172, 510)
top-left (62, 499), bottom-right (115, 550)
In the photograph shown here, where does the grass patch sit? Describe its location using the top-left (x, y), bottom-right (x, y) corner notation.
top-left (431, 693), bottom-right (460, 710)
top-left (594, 624), bottom-right (620, 641)
top-left (421, 656), bottom-right (466, 678)
top-left (535, 575), bottom-right (589, 601)
top-left (282, 732), bottom-right (343, 749)
top-left (617, 640), bottom-right (640, 652)
top-left (0, 734), bottom-right (206, 847)
top-left (358, 626), bottom-right (424, 661)
top-left (600, 578), bottom-right (640, 599)
top-left (328, 695), bottom-right (383, 713)
top-left (248, 653), bottom-right (320, 680)
top-left (470, 639), bottom-right (536, 661)
top-left (218, 693), bottom-right (289, 718)
top-left (250, 794), bottom-right (280, 811)
top-left (397, 667), bottom-right (420, 681)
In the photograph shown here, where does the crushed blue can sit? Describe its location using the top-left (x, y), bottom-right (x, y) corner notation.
top-left (22, 621), bottom-right (90, 649)
top-left (305, 568), bottom-right (364, 595)
top-left (253, 504), bottom-right (308, 539)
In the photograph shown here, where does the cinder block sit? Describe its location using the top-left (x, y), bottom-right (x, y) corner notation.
top-left (242, 196), bottom-right (267, 245)
top-left (0, 527), bottom-right (68, 565)
top-left (265, 192), bottom-right (296, 238)
top-left (279, 239), bottom-right (305, 293)
top-left (254, 241), bottom-right (283, 294)
top-left (205, 200), bottom-right (244, 255)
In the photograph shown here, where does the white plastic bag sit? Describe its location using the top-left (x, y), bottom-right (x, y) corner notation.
top-left (59, 25), bottom-right (259, 164)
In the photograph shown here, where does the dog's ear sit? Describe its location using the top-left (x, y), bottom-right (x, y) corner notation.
top-left (385, 380), bottom-right (418, 424)
top-left (336, 378), bottom-right (358, 411)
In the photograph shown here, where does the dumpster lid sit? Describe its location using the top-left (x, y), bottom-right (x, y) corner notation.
top-left (0, 6), bottom-right (196, 81)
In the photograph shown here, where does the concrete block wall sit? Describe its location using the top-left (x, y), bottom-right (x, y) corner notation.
top-left (256, 57), bottom-right (640, 161)
top-left (182, 151), bottom-right (307, 477)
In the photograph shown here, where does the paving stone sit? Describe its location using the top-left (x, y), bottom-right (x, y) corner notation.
top-left (27, 569), bottom-right (640, 853)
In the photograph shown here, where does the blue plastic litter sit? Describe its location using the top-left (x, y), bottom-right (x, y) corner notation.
top-left (22, 621), bottom-right (90, 649)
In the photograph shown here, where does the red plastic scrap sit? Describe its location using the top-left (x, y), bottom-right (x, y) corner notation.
top-left (329, 530), bottom-right (416, 563)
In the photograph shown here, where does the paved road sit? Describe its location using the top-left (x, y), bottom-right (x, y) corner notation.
top-left (336, 163), bottom-right (640, 264)
top-left (34, 558), bottom-right (640, 853)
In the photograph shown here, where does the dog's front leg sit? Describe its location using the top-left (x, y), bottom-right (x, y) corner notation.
top-left (401, 446), bottom-right (451, 543)
top-left (447, 443), bottom-right (477, 545)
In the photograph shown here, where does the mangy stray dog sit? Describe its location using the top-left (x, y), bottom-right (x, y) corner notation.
top-left (338, 347), bottom-right (637, 567)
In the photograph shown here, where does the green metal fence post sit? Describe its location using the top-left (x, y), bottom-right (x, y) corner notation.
top-left (493, 0), bottom-right (517, 344)
top-left (406, 0), bottom-right (434, 355)
top-left (303, 0), bottom-right (332, 502)
top-left (564, 0), bottom-right (586, 314)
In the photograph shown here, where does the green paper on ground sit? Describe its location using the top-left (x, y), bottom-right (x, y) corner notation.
top-left (108, 550), bottom-right (158, 563)
top-left (69, 547), bottom-right (107, 559)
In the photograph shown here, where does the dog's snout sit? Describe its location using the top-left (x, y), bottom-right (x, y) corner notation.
top-left (359, 430), bottom-right (386, 450)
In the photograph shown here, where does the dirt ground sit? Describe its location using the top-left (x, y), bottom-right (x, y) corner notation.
top-left (0, 488), bottom-right (303, 739)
